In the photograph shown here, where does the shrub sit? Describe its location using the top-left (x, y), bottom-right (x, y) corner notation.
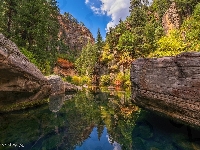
top-left (114, 72), bottom-right (124, 86)
top-left (124, 80), bottom-right (131, 89)
top-left (149, 30), bottom-right (187, 57)
top-left (100, 75), bottom-right (110, 86)
top-left (20, 47), bottom-right (38, 66)
top-left (63, 76), bottom-right (72, 82)
top-left (114, 71), bottom-right (131, 88)
top-left (72, 76), bottom-right (81, 85)
top-left (81, 76), bottom-right (91, 85)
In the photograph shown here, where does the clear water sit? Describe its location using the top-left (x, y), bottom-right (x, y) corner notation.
top-left (0, 88), bottom-right (200, 150)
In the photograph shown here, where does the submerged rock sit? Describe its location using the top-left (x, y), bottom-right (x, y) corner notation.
top-left (131, 52), bottom-right (200, 128)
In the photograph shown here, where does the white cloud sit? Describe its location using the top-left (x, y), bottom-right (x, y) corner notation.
top-left (86, 0), bottom-right (130, 32)
top-left (90, 5), bottom-right (102, 15)
top-left (113, 141), bottom-right (122, 150)
top-left (85, 0), bottom-right (89, 4)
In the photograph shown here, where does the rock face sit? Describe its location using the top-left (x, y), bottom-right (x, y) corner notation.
top-left (131, 52), bottom-right (200, 128)
top-left (57, 14), bottom-right (95, 51)
top-left (162, 2), bottom-right (181, 34)
top-left (0, 33), bottom-right (51, 100)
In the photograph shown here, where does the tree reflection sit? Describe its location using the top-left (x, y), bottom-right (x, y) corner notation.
top-left (0, 89), bottom-right (140, 150)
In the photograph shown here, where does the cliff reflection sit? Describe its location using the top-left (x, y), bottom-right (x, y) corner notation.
top-left (0, 89), bottom-right (139, 150)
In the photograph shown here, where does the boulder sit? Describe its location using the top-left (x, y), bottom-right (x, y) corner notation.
top-left (46, 75), bottom-right (65, 94)
top-left (131, 52), bottom-right (200, 128)
top-left (0, 33), bottom-right (51, 99)
top-left (46, 75), bottom-right (78, 95)
top-left (0, 33), bottom-right (79, 112)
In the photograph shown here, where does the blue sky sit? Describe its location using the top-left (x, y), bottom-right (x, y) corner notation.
top-left (56, 0), bottom-right (131, 40)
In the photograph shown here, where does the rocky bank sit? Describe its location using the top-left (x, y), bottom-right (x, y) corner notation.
top-left (131, 52), bottom-right (200, 128)
top-left (0, 33), bottom-right (78, 112)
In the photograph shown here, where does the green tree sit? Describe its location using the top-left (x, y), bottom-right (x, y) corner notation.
top-left (180, 3), bottom-right (200, 51)
top-left (75, 43), bottom-right (98, 76)
top-left (150, 0), bottom-right (171, 22)
top-left (11, 0), bottom-right (59, 74)
top-left (127, 0), bottom-right (149, 58)
top-left (174, 0), bottom-right (199, 18)
top-left (117, 30), bottom-right (135, 55)
top-left (96, 28), bottom-right (104, 54)
top-left (0, 0), bottom-right (17, 38)
top-left (129, 0), bottom-right (148, 27)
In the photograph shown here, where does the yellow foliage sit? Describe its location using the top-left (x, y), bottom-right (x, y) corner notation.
top-left (72, 76), bottom-right (81, 85)
top-left (149, 30), bottom-right (187, 58)
top-left (101, 43), bottom-right (114, 62)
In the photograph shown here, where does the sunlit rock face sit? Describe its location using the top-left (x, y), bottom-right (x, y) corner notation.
top-left (0, 33), bottom-right (51, 94)
top-left (162, 2), bottom-right (181, 34)
top-left (131, 52), bottom-right (200, 128)
top-left (57, 15), bottom-right (95, 51)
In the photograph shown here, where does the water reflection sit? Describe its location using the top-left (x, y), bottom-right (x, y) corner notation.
top-left (49, 94), bottom-right (64, 112)
top-left (75, 127), bottom-right (121, 150)
top-left (0, 88), bottom-right (200, 150)
top-left (0, 89), bottom-right (137, 150)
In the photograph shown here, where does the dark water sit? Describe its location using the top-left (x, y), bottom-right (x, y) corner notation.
top-left (0, 88), bottom-right (200, 150)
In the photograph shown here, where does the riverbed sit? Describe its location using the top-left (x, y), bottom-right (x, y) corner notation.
top-left (0, 88), bottom-right (200, 150)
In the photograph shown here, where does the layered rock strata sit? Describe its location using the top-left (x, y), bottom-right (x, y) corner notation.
top-left (131, 52), bottom-right (200, 128)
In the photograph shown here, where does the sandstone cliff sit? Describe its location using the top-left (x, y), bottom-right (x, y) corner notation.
top-left (57, 14), bottom-right (95, 51)
top-left (131, 52), bottom-right (200, 129)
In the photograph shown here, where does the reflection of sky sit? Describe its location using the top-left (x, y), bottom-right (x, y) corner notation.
top-left (75, 127), bottom-right (122, 150)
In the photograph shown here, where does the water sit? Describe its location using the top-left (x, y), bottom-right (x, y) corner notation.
top-left (0, 88), bottom-right (200, 150)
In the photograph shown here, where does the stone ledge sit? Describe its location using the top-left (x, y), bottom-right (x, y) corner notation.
top-left (131, 52), bottom-right (200, 128)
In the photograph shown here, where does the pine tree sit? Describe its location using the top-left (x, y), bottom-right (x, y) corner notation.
top-left (75, 43), bottom-right (98, 76)
top-left (0, 0), bottom-right (60, 75)
top-left (97, 124), bottom-right (104, 141)
top-left (0, 0), bottom-right (17, 38)
top-left (96, 28), bottom-right (103, 54)
top-left (127, 0), bottom-right (149, 57)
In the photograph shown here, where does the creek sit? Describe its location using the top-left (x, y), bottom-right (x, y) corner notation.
top-left (0, 88), bottom-right (200, 150)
